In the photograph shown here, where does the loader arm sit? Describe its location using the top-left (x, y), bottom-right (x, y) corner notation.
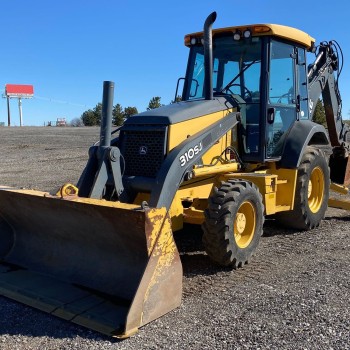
top-left (80, 111), bottom-right (239, 209)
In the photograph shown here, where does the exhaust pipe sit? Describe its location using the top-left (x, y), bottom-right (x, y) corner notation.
top-left (203, 11), bottom-right (217, 100)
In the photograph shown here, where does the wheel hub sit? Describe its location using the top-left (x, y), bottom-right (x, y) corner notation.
top-left (234, 201), bottom-right (256, 249)
top-left (308, 181), bottom-right (312, 198)
top-left (236, 213), bottom-right (246, 234)
top-left (308, 166), bottom-right (325, 213)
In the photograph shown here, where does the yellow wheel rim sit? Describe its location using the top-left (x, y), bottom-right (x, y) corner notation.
top-left (308, 166), bottom-right (325, 213)
top-left (234, 201), bottom-right (256, 248)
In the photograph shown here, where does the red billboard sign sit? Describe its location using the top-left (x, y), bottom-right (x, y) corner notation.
top-left (5, 84), bottom-right (34, 97)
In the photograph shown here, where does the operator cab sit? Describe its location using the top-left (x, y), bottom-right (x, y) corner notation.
top-left (182, 24), bottom-right (315, 163)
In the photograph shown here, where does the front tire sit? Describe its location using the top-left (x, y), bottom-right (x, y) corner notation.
top-left (202, 180), bottom-right (264, 268)
top-left (275, 146), bottom-right (329, 230)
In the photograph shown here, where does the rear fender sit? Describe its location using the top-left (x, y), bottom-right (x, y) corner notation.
top-left (279, 120), bottom-right (330, 169)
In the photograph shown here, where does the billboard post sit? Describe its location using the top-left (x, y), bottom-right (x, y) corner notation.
top-left (6, 96), bottom-right (11, 127)
top-left (18, 98), bottom-right (23, 127)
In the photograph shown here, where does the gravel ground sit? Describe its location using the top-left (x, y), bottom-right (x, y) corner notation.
top-left (0, 126), bottom-right (349, 350)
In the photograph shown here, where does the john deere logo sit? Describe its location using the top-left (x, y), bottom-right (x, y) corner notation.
top-left (139, 145), bottom-right (148, 155)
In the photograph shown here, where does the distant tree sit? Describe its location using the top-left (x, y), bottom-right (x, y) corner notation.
top-left (93, 103), bottom-right (102, 126)
top-left (171, 95), bottom-right (182, 103)
top-left (252, 91), bottom-right (260, 99)
top-left (147, 96), bottom-right (162, 110)
top-left (81, 109), bottom-right (97, 126)
top-left (113, 103), bottom-right (124, 126)
top-left (124, 106), bottom-right (138, 119)
top-left (312, 99), bottom-right (326, 127)
top-left (70, 117), bottom-right (84, 127)
top-left (81, 103), bottom-right (103, 126)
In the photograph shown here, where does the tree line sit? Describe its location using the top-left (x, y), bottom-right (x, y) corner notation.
top-left (71, 96), bottom-right (165, 127)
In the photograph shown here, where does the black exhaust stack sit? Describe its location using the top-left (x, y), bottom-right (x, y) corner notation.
top-left (203, 11), bottom-right (217, 100)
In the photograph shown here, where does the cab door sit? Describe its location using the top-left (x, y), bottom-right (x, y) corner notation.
top-left (266, 40), bottom-right (297, 159)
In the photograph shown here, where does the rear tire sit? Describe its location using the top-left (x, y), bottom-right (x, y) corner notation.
top-left (202, 180), bottom-right (264, 268)
top-left (275, 146), bottom-right (329, 230)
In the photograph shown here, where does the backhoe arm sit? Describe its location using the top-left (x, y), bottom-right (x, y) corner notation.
top-left (308, 41), bottom-right (349, 147)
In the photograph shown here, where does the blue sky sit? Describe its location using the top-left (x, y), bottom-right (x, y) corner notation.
top-left (0, 0), bottom-right (349, 126)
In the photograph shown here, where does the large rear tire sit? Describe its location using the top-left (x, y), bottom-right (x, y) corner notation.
top-left (275, 146), bottom-right (329, 230)
top-left (202, 180), bottom-right (264, 268)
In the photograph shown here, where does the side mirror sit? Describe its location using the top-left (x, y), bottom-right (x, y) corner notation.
top-left (189, 79), bottom-right (199, 97)
top-left (267, 107), bottom-right (275, 124)
top-left (174, 78), bottom-right (185, 102)
top-left (175, 78), bottom-right (199, 100)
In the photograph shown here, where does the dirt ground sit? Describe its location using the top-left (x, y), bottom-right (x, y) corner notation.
top-left (0, 127), bottom-right (349, 350)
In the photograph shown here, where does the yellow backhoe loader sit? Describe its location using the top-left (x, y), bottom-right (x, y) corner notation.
top-left (1, 12), bottom-right (350, 338)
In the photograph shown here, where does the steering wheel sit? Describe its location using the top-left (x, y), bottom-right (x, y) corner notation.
top-left (223, 84), bottom-right (253, 101)
top-left (277, 87), bottom-right (295, 104)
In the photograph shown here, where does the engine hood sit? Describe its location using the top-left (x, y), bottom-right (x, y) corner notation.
top-left (123, 97), bottom-right (236, 126)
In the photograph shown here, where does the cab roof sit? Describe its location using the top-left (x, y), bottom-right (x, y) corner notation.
top-left (185, 24), bottom-right (315, 50)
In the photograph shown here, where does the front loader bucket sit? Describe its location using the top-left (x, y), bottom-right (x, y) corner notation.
top-left (0, 187), bottom-right (182, 338)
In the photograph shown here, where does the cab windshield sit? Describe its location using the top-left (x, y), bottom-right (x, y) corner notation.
top-left (183, 35), bottom-right (262, 102)
top-left (183, 35), bottom-right (263, 157)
